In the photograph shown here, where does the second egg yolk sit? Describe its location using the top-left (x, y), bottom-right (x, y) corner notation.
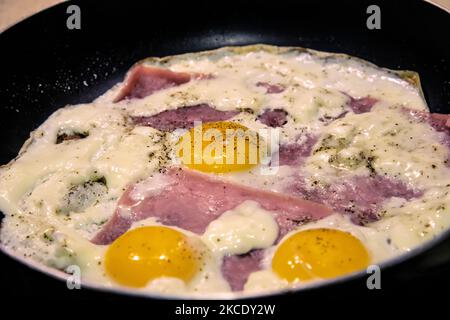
top-left (177, 121), bottom-right (262, 173)
top-left (105, 226), bottom-right (201, 288)
top-left (272, 228), bottom-right (370, 282)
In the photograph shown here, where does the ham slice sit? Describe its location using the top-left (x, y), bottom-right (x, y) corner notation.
top-left (221, 250), bottom-right (264, 291)
top-left (288, 175), bottom-right (422, 224)
top-left (406, 109), bottom-right (450, 132)
top-left (256, 82), bottom-right (285, 94)
top-left (258, 109), bottom-right (288, 128)
top-left (313, 94), bottom-right (378, 123)
top-left (132, 104), bottom-right (239, 132)
top-left (431, 113), bottom-right (450, 129)
top-left (114, 65), bottom-right (192, 102)
top-left (277, 135), bottom-right (318, 166)
top-left (92, 168), bottom-right (333, 245)
top-left (347, 95), bottom-right (378, 114)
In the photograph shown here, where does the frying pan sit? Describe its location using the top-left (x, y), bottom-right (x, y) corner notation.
top-left (0, 0), bottom-right (449, 303)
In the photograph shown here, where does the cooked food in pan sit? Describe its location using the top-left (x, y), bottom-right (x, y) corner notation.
top-left (1, 45), bottom-right (449, 297)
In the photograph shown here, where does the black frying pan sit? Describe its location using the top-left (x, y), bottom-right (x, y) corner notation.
top-left (1, 0), bottom-right (449, 304)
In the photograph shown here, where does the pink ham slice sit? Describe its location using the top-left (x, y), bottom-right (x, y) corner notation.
top-left (258, 109), bottom-right (288, 128)
top-left (287, 175), bottom-right (422, 225)
top-left (92, 168), bottom-right (333, 245)
top-left (406, 109), bottom-right (450, 132)
top-left (132, 104), bottom-right (239, 132)
top-left (277, 135), bottom-right (318, 166)
top-left (114, 65), bottom-right (192, 102)
top-left (314, 95), bottom-right (378, 123)
top-left (221, 250), bottom-right (264, 291)
top-left (431, 113), bottom-right (450, 129)
top-left (256, 82), bottom-right (285, 94)
top-left (346, 95), bottom-right (378, 114)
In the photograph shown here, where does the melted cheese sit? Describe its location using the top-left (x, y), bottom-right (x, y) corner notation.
top-left (372, 187), bottom-right (450, 250)
top-left (303, 104), bottom-right (450, 189)
top-left (202, 201), bottom-right (279, 255)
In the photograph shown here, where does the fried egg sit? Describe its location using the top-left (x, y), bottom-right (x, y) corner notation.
top-left (177, 121), bottom-right (263, 173)
top-left (245, 214), bottom-right (399, 292)
top-left (105, 226), bottom-right (202, 287)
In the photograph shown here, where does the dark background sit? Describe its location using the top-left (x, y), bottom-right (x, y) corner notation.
top-left (0, 0), bottom-right (449, 311)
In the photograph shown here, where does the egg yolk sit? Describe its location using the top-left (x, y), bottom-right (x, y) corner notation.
top-left (105, 226), bottom-right (200, 287)
top-left (272, 228), bottom-right (370, 282)
top-left (177, 121), bottom-right (261, 173)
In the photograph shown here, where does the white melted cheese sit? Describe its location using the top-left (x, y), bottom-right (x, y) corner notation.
top-left (303, 104), bottom-right (450, 189)
top-left (244, 270), bottom-right (289, 293)
top-left (372, 186), bottom-right (450, 250)
top-left (1, 45), bottom-right (448, 298)
top-left (202, 201), bottom-right (279, 255)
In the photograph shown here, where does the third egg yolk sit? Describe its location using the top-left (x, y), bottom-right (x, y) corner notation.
top-left (272, 228), bottom-right (370, 282)
top-left (177, 121), bottom-right (262, 173)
